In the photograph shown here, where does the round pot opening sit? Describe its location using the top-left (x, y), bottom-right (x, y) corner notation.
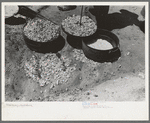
top-left (82, 29), bottom-right (121, 63)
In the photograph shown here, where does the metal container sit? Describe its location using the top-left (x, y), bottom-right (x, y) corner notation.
top-left (61, 15), bottom-right (97, 49)
top-left (82, 29), bottom-right (121, 63)
top-left (23, 22), bottom-right (65, 53)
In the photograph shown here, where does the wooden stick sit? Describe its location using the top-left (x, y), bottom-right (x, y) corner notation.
top-left (80, 6), bottom-right (83, 26)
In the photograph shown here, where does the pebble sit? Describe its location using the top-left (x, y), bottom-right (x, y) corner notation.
top-left (79, 77), bottom-right (82, 80)
top-left (94, 95), bottom-right (98, 97)
top-left (66, 88), bottom-right (68, 91)
top-left (118, 57), bottom-right (121, 60)
top-left (111, 72), bottom-right (115, 76)
top-left (56, 80), bottom-right (59, 85)
top-left (126, 52), bottom-right (130, 56)
top-left (16, 97), bottom-right (19, 100)
top-left (86, 92), bottom-right (90, 95)
top-left (50, 84), bottom-right (54, 89)
top-left (138, 72), bottom-right (145, 79)
top-left (80, 88), bottom-right (83, 90)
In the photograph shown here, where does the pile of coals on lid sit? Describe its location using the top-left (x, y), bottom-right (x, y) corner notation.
top-left (24, 18), bottom-right (60, 42)
top-left (62, 15), bottom-right (97, 37)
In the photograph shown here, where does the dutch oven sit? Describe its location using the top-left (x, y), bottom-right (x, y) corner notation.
top-left (61, 15), bottom-right (97, 49)
top-left (23, 19), bottom-right (65, 53)
top-left (82, 29), bottom-right (121, 63)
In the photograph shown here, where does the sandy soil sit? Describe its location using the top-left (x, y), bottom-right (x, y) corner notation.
top-left (5, 5), bottom-right (145, 102)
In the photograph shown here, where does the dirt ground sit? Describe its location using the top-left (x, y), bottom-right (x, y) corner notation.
top-left (5, 5), bottom-right (145, 102)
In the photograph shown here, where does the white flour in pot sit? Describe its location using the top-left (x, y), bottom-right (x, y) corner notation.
top-left (88, 39), bottom-right (113, 50)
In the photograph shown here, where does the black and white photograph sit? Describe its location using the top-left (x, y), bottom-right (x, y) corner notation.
top-left (1, 1), bottom-right (149, 121)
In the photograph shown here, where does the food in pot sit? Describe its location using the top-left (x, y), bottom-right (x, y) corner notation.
top-left (88, 39), bottom-right (113, 50)
top-left (23, 18), bottom-right (60, 42)
top-left (62, 15), bottom-right (97, 37)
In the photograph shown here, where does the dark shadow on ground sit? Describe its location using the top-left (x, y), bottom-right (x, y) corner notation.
top-left (89, 7), bottom-right (145, 33)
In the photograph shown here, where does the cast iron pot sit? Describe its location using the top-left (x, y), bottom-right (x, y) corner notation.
top-left (23, 34), bottom-right (65, 53)
top-left (62, 25), bottom-right (97, 49)
top-left (82, 29), bottom-right (121, 63)
top-left (23, 23), bottom-right (65, 53)
top-left (61, 15), bottom-right (97, 49)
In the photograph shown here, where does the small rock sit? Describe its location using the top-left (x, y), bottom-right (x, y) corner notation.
top-left (76, 88), bottom-right (80, 91)
top-left (56, 80), bottom-right (59, 85)
top-left (50, 84), bottom-right (54, 89)
top-left (80, 88), bottom-right (83, 90)
top-left (127, 52), bottom-right (130, 56)
top-left (118, 57), bottom-right (121, 60)
top-left (86, 92), bottom-right (90, 95)
top-left (138, 72), bottom-right (145, 79)
top-left (94, 95), bottom-right (98, 97)
top-left (133, 69), bottom-right (135, 73)
top-left (16, 97), bottom-right (19, 100)
top-left (66, 88), bottom-right (68, 91)
top-left (40, 91), bottom-right (43, 93)
top-left (118, 65), bottom-right (122, 68)
top-left (79, 77), bottom-right (82, 80)
top-left (111, 72), bottom-right (115, 76)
